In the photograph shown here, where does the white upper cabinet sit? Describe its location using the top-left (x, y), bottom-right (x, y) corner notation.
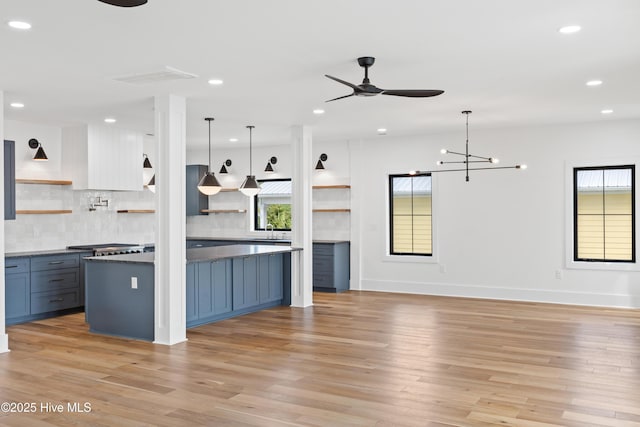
top-left (62, 124), bottom-right (143, 191)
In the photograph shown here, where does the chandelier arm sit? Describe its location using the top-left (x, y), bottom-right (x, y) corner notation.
top-left (429, 165), bottom-right (524, 173)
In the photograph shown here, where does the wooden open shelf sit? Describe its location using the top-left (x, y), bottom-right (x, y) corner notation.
top-left (312, 209), bottom-right (351, 213)
top-left (16, 179), bottom-right (73, 185)
top-left (201, 209), bottom-right (247, 214)
top-left (312, 185), bottom-right (351, 189)
top-left (117, 209), bottom-right (155, 213)
top-left (220, 188), bottom-right (239, 192)
top-left (16, 209), bottom-right (72, 214)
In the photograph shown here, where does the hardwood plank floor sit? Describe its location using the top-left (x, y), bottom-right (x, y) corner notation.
top-left (1, 291), bottom-right (639, 426)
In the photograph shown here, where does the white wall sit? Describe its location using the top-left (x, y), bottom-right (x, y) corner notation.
top-left (186, 141), bottom-right (351, 240)
top-left (352, 118), bottom-right (640, 308)
top-left (4, 120), bottom-right (155, 252)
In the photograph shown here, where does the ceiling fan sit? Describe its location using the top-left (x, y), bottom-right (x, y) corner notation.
top-left (325, 57), bottom-right (444, 102)
top-left (98, 0), bottom-right (147, 7)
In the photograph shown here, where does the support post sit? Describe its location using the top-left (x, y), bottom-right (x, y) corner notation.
top-left (0, 90), bottom-right (8, 353)
top-left (290, 125), bottom-right (313, 307)
top-left (153, 94), bottom-right (187, 345)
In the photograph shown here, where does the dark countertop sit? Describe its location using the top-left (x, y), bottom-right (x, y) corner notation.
top-left (85, 244), bottom-right (302, 264)
top-left (185, 236), bottom-right (350, 244)
top-left (5, 248), bottom-right (93, 258)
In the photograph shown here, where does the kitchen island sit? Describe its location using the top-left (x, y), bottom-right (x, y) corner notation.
top-left (84, 245), bottom-right (300, 341)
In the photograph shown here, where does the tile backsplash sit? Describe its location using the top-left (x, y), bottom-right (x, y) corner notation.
top-left (4, 183), bottom-right (155, 252)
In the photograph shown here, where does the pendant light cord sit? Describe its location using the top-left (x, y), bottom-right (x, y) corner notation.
top-left (208, 120), bottom-right (211, 173)
top-left (247, 125), bottom-right (255, 175)
top-left (464, 111), bottom-right (470, 182)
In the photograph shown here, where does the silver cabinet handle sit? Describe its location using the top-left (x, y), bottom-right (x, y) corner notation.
top-left (5, 265), bottom-right (18, 269)
top-left (49, 298), bottom-right (64, 303)
top-left (48, 261), bottom-right (65, 265)
top-left (49, 278), bottom-right (65, 282)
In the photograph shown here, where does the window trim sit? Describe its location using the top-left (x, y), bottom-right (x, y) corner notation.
top-left (564, 158), bottom-right (640, 272)
top-left (573, 164), bottom-right (635, 263)
top-left (253, 178), bottom-right (292, 231)
top-left (388, 172), bottom-right (433, 257)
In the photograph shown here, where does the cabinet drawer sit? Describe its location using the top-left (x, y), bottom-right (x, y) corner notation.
top-left (5, 257), bottom-right (30, 274)
top-left (313, 244), bottom-right (334, 256)
top-left (31, 289), bottom-right (80, 314)
top-left (31, 269), bottom-right (79, 292)
top-left (31, 254), bottom-right (79, 271)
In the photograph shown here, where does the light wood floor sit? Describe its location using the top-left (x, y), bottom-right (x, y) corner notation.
top-left (1, 291), bottom-right (639, 426)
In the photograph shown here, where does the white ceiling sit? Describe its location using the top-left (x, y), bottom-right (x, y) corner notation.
top-left (2, 0), bottom-right (639, 148)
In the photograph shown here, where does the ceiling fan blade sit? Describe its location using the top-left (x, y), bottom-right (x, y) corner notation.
top-left (98, 0), bottom-right (147, 7)
top-left (325, 75), bottom-right (360, 91)
top-left (381, 89), bottom-right (444, 98)
top-left (326, 93), bottom-right (355, 103)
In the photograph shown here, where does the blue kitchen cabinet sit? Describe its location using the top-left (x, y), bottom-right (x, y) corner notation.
top-left (186, 165), bottom-right (208, 216)
top-left (258, 253), bottom-right (283, 304)
top-left (4, 140), bottom-right (16, 220)
top-left (313, 242), bottom-right (350, 292)
top-left (5, 257), bottom-right (30, 323)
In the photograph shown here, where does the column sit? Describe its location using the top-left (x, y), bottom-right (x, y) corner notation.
top-left (348, 139), bottom-right (363, 291)
top-left (0, 90), bottom-right (8, 353)
top-left (290, 125), bottom-right (313, 307)
top-left (153, 94), bottom-right (187, 345)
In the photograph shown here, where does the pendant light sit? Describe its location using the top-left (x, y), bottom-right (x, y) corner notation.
top-left (430, 110), bottom-right (526, 181)
top-left (315, 153), bottom-right (328, 170)
top-left (197, 117), bottom-right (222, 196)
top-left (239, 125), bottom-right (261, 196)
top-left (147, 174), bottom-right (156, 193)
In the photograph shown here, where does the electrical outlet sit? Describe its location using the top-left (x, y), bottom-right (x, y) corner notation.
top-left (555, 270), bottom-right (562, 280)
top-left (131, 277), bottom-right (138, 289)
top-left (439, 264), bottom-right (446, 274)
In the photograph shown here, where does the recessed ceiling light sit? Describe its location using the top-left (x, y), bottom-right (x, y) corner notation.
top-left (601, 109), bottom-right (614, 115)
top-left (208, 79), bottom-right (223, 85)
top-left (313, 109), bottom-right (325, 115)
top-left (10, 102), bottom-right (24, 108)
top-left (377, 128), bottom-right (387, 134)
top-left (104, 117), bottom-right (117, 123)
top-left (8, 21), bottom-right (31, 30)
top-left (229, 138), bottom-right (238, 142)
top-left (586, 80), bottom-right (603, 86)
top-left (558, 25), bottom-right (581, 34)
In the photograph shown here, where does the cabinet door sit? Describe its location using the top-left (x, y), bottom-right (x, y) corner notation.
top-left (258, 254), bottom-right (283, 304)
top-left (232, 257), bottom-right (259, 310)
top-left (186, 165), bottom-right (208, 216)
top-left (5, 273), bottom-right (30, 320)
top-left (186, 263), bottom-right (197, 322)
top-left (4, 140), bottom-right (16, 220)
top-left (197, 260), bottom-right (232, 318)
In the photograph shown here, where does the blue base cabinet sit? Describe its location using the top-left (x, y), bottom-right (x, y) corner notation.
top-left (5, 258), bottom-right (30, 321)
top-left (313, 242), bottom-right (350, 293)
top-left (186, 253), bottom-right (286, 329)
top-left (5, 253), bottom-right (83, 326)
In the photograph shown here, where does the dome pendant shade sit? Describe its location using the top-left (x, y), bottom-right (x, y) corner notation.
top-left (197, 172), bottom-right (222, 196)
top-left (239, 175), bottom-right (260, 196)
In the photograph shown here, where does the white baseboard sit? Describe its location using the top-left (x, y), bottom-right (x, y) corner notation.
top-left (360, 279), bottom-right (640, 309)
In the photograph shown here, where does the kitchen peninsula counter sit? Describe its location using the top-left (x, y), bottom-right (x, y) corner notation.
top-left (84, 245), bottom-right (300, 341)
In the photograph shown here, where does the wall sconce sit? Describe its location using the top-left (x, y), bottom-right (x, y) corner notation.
top-left (315, 153), bottom-right (328, 170)
top-left (28, 138), bottom-right (48, 161)
top-left (142, 154), bottom-right (154, 185)
top-left (219, 159), bottom-right (232, 174)
top-left (264, 156), bottom-right (277, 173)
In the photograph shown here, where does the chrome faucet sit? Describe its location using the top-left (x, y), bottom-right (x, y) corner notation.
top-left (266, 223), bottom-right (274, 239)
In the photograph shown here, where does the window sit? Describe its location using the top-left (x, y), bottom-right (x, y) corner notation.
top-left (574, 165), bottom-right (635, 262)
top-left (254, 179), bottom-right (292, 231)
top-left (389, 173), bottom-right (432, 256)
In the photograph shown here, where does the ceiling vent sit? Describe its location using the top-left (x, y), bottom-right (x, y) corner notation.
top-left (113, 66), bottom-right (198, 84)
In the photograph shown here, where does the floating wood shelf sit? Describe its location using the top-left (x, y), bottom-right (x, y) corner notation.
top-left (312, 185), bottom-right (351, 189)
top-left (16, 179), bottom-right (73, 185)
top-left (117, 209), bottom-right (155, 213)
top-left (200, 209), bottom-right (247, 214)
top-left (220, 188), bottom-right (239, 192)
top-left (312, 209), bottom-right (351, 213)
top-left (16, 209), bottom-right (72, 214)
